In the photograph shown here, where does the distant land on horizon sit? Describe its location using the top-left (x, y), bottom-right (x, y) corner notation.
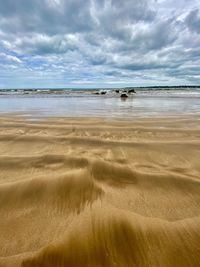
top-left (0, 85), bottom-right (200, 91)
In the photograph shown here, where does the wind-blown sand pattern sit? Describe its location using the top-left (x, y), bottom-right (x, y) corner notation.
top-left (0, 115), bottom-right (200, 267)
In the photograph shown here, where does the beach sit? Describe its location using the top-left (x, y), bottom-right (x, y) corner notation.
top-left (1, 0), bottom-right (200, 264)
top-left (0, 114), bottom-right (200, 267)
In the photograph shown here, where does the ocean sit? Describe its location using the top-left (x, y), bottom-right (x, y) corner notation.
top-left (0, 88), bottom-right (200, 118)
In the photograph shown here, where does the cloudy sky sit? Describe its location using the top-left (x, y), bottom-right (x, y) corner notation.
top-left (0, 0), bottom-right (200, 88)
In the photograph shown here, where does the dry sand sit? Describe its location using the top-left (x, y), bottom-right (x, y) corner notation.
top-left (0, 115), bottom-right (200, 267)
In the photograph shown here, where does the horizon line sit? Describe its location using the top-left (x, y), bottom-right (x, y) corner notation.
top-left (1, 85), bottom-right (200, 90)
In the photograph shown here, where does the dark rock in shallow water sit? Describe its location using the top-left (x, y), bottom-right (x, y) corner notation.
top-left (120, 93), bottom-right (128, 98)
top-left (115, 90), bottom-right (119, 93)
top-left (128, 89), bottom-right (136, 94)
top-left (100, 91), bottom-right (106, 95)
top-left (93, 90), bottom-right (106, 95)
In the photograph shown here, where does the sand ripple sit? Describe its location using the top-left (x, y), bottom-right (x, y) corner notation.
top-left (0, 116), bottom-right (200, 267)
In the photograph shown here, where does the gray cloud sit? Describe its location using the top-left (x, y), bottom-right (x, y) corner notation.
top-left (185, 9), bottom-right (200, 34)
top-left (0, 0), bottom-right (94, 34)
top-left (14, 34), bottom-right (79, 55)
top-left (0, 0), bottom-right (200, 88)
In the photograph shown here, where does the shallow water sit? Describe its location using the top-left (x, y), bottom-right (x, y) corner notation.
top-left (0, 90), bottom-right (200, 118)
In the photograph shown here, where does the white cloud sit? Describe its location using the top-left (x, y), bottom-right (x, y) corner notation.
top-left (0, 0), bottom-right (200, 87)
top-left (0, 53), bottom-right (22, 63)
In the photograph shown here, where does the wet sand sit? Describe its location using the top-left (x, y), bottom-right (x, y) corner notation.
top-left (0, 115), bottom-right (200, 267)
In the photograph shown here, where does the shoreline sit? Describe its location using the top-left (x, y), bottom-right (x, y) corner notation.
top-left (0, 91), bottom-right (200, 119)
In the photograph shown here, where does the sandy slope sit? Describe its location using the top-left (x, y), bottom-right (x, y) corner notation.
top-left (0, 115), bottom-right (200, 267)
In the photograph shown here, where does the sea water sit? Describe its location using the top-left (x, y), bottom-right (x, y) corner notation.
top-left (0, 88), bottom-right (199, 118)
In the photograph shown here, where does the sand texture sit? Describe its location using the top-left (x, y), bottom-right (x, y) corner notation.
top-left (0, 115), bottom-right (200, 267)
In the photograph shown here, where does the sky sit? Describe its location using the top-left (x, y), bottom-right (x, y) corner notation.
top-left (0, 0), bottom-right (200, 88)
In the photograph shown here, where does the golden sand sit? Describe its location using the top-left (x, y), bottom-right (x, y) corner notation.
top-left (0, 115), bottom-right (200, 267)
